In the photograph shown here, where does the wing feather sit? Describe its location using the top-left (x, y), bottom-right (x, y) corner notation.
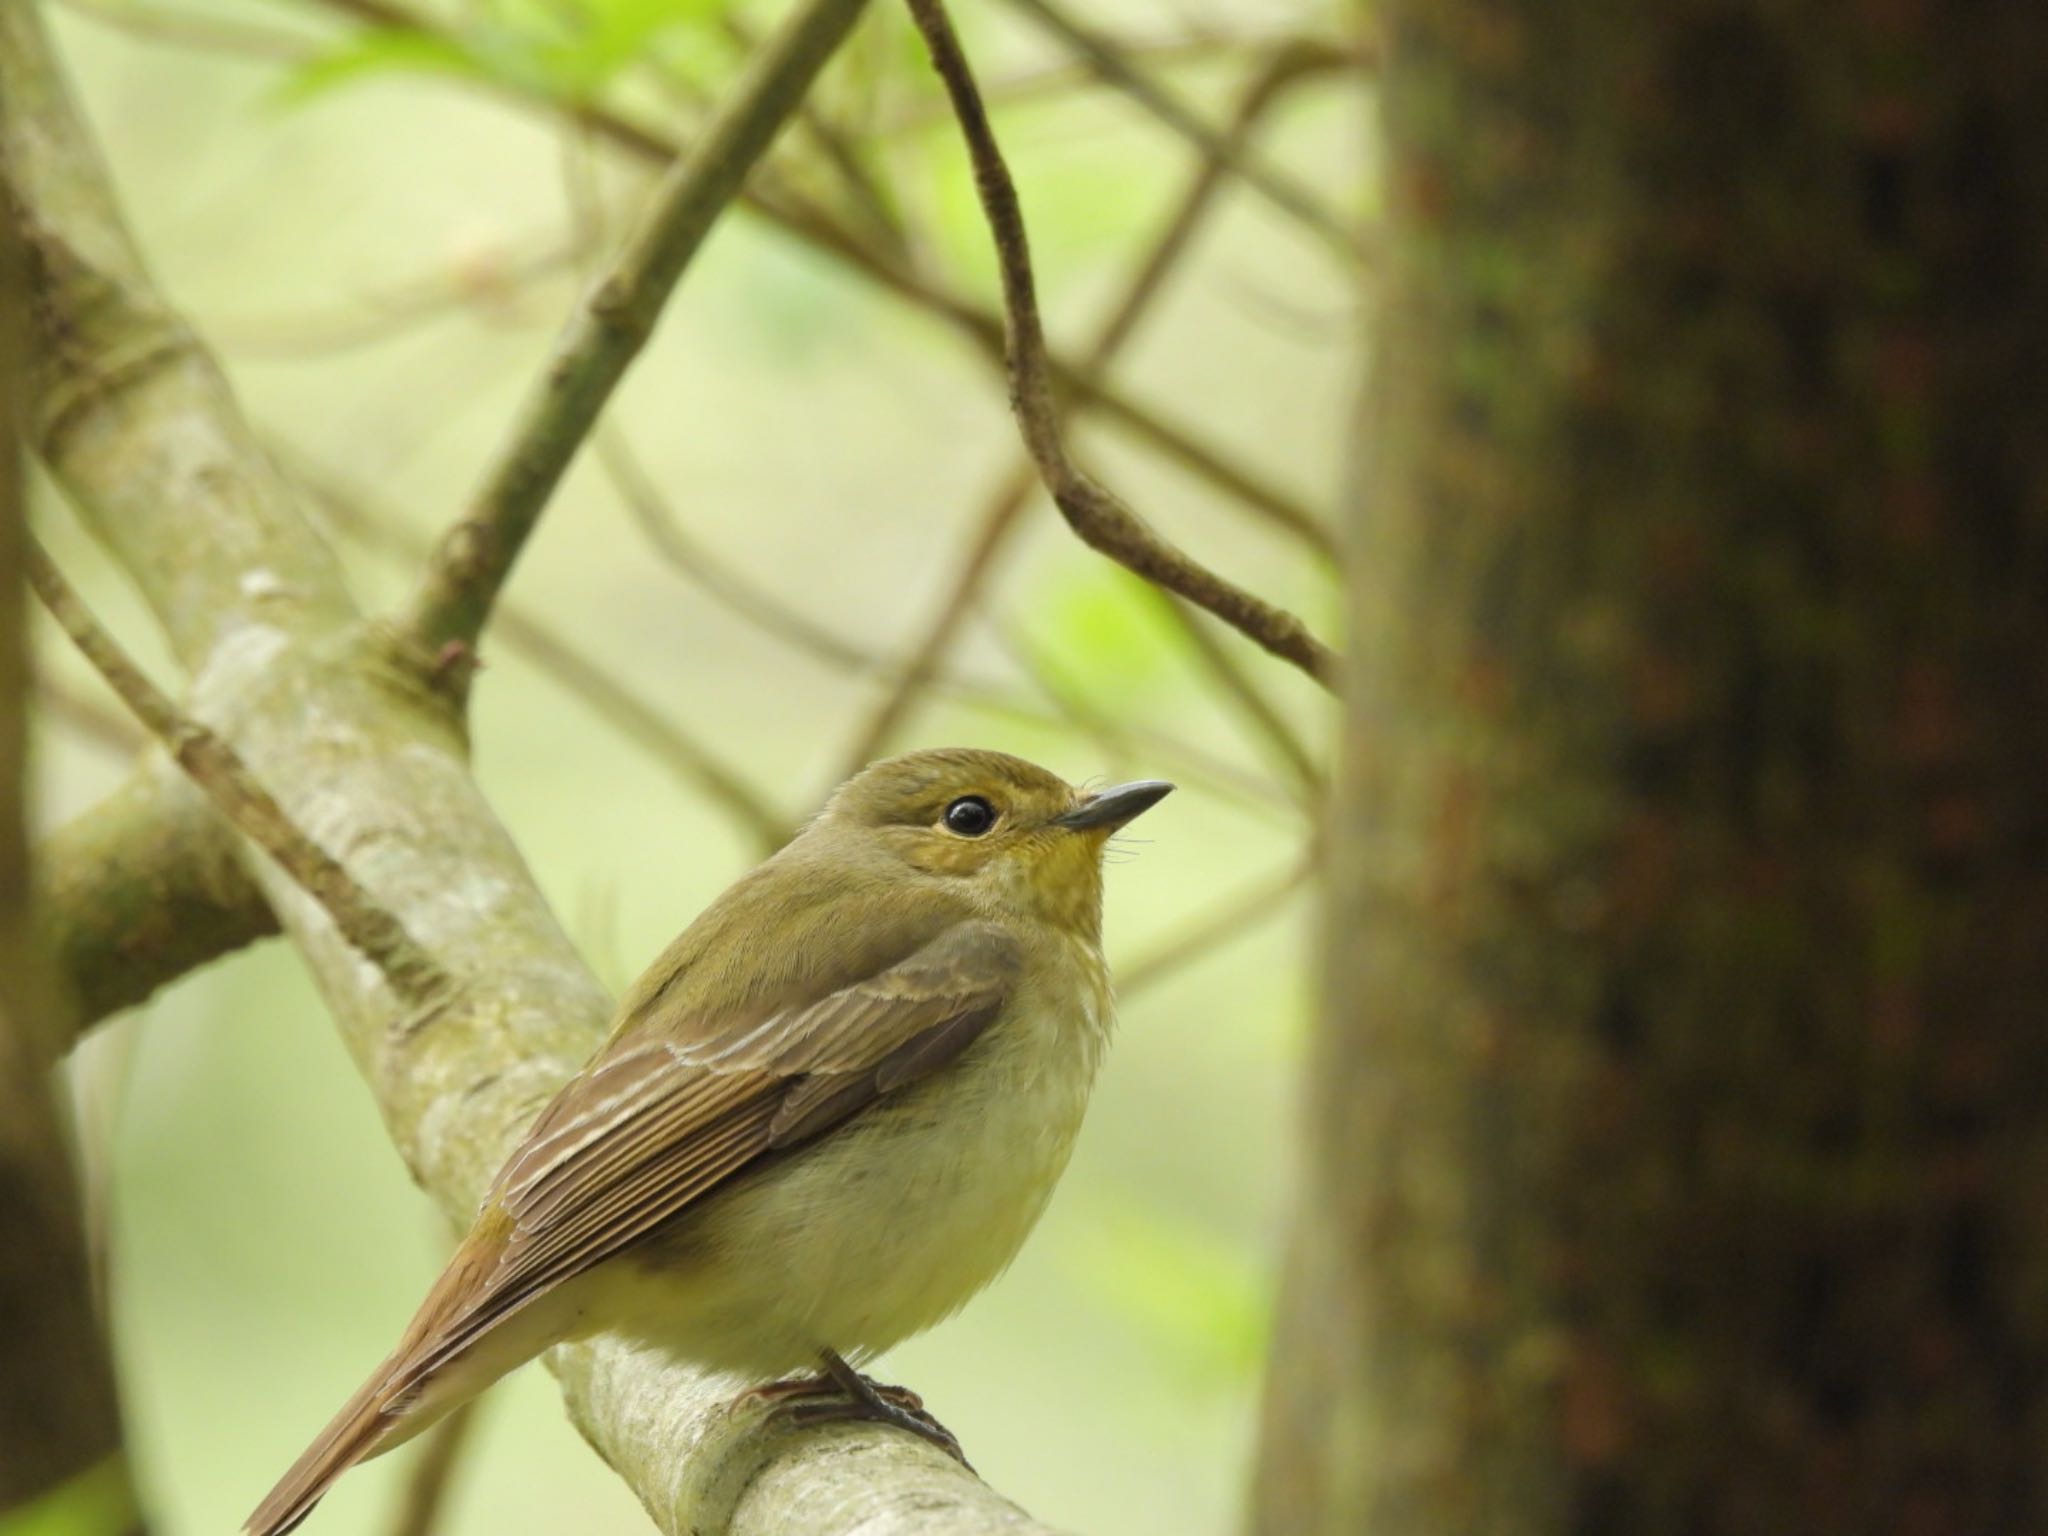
top-left (394, 919), bottom-right (1022, 1380)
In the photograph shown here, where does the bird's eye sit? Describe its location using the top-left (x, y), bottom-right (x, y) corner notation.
top-left (942, 795), bottom-right (997, 837)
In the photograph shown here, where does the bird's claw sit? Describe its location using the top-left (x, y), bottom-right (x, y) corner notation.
top-left (741, 1360), bottom-right (968, 1467)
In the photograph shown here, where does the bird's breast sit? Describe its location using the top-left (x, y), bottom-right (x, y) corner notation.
top-left (608, 938), bottom-right (1114, 1378)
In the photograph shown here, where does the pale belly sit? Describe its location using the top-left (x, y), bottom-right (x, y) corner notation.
top-left (591, 970), bottom-right (1110, 1379)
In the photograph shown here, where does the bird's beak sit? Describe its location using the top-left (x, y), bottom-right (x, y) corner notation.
top-left (1053, 779), bottom-right (1175, 831)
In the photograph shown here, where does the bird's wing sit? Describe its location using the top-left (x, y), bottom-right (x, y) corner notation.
top-left (392, 918), bottom-right (1022, 1381)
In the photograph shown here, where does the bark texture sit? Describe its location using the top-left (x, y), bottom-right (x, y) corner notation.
top-left (1253, 3), bottom-right (2048, 1533)
top-left (40, 770), bottom-right (277, 1029)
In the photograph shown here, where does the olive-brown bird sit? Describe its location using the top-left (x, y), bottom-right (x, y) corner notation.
top-left (247, 748), bottom-right (1171, 1535)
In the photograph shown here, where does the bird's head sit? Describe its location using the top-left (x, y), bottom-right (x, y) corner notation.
top-left (810, 748), bottom-right (1172, 938)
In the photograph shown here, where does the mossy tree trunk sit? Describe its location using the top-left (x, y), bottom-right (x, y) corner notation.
top-left (1253, 3), bottom-right (2048, 1532)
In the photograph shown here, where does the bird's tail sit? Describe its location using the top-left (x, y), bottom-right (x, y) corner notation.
top-left (244, 1355), bottom-right (410, 1536)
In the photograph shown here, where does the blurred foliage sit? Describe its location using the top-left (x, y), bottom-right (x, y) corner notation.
top-left (281, 0), bottom-right (728, 104)
top-left (1031, 563), bottom-right (1184, 699)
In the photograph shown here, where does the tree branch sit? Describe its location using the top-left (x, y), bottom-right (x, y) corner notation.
top-left (397, 0), bottom-right (874, 662)
top-left (298, 0), bottom-right (1333, 557)
top-left (27, 540), bottom-right (450, 1006)
top-left (292, 454), bottom-right (791, 855)
top-left (1119, 856), bottom-right (1311, 998)
top-left (381, 1399), bottom-right (481, 1536)
top-left (901, 0), bottom-right (1342, 689)
top-left (1001, 0), bottom-right (1368, 262)
top-left (41, 769), bottom-right (278, 1033)
top-left (832, 41), bottom-right (1345, 779)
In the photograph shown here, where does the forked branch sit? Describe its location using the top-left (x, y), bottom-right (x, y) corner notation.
top-left (26, 542), bottom-right (450, 1007)
top-left (901, 0), bottom-right (1342, 691)
top-left (399, 0), bottom-right (873, 663)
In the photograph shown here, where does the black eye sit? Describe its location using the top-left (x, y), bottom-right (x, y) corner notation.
top-left (942, 795), bottom-right (997, 837)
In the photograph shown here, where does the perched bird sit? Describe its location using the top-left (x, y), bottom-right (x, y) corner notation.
top-left (248, 747), bottom-right (1172, 1535)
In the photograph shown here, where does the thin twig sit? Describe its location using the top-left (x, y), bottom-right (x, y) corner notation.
top-left (876, 25), bottom-right (1337, 131)
top-left (986, 615), bottom-right (1297, 812)
top-left (902, 0), bottom-right (1342, 689)
top-left (715, 12), bottom-right (909, 259)
top-left (398, 0), bottom-right (873, 662)
top-left (831, 43), bottom-right (1343, 778)
top-left (1002, 0), bottom-right (1367, 263)
top-left (594, 436), bottom-right (1284, 812)
top-left (289, 453), bottom-right (792, 853)
top-left (1152, 592), bottom-right (1324, 802)
top-left (26, 542), bottom-right (450, 1005)
top-left (383, 1398), bottom-right (483, 1536)
top-left (1119, 856), bottom-right (1311, 998)
top-left (216, 230), bottom-right (591, 356)
top-left (298, 0), bottom-right (1329, 555)
top-left (831, 484), bottom-right (1029, 776)
top-left (55, 0), bottom-right (312, 60)
top-left (598, 431), bottom-right (891, 676)
top-left (35, 674), bottom-right (140, 755)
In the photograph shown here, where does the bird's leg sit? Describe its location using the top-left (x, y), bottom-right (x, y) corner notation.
top-left (736, 1372), bottom-right (839, 1407)
top-left (752, 1349), bottom-right (969, 1466)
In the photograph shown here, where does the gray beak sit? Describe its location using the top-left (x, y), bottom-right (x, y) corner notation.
top-left (1053, 779), bottom-right (1175, 831)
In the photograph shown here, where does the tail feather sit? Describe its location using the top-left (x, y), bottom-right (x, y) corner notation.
top-left (244, 1359), bottom-right (405, 1536)
top-left (247, 1225), bottom-right (552, 1533)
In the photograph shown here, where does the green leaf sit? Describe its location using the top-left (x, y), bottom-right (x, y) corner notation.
top-left (1026, 563), bottom-right (1182, 702)
top-left (271, 28), bottom-right (486, 107)
top-left (1064, 1202), bottom-right (1269, 1384)
top-left (472, 0), bottom-right (725, 99)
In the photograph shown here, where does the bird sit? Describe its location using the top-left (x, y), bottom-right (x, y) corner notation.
top-left (246, 747), bottom-right (1173, 1535)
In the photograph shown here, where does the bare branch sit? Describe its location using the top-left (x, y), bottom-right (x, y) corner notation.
top-left (877, 24), bottom-right (1339, 130)
top-left (1151, 593), bottom-right (1324, 803)
top-left (1119, 856), bottom-right (1312, 998)
top-left (1002, 0), bottom-right (1368, 262)
top-left (712, 12), bottom-right (910, 260)
top-left (289, 451), bottom-right (790, 853)
top-left (55, 0), bottom-right (311, 61)
top-left (832, 42), bottom-right (1344, 777)
top-left (298, 0), bottom-right (1331, 555)
top-left (397, 0), bottom-right (875, 662)
top-left (382, 1399), bottom-right (482, 1536)
top-left (36, 673), bottom-right (138, 755)
top-left (28, 541), bottom-right (450, 1006)
top-left (41, 769), bottom-right (279, 1033)
top-left (902, 0), bottom-right (1342, 689)
top-left (0, 5), bottom-right (353, 669)
top-left (215, 230), bottom-right (591, 356)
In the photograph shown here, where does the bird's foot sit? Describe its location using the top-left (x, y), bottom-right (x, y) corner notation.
top-left (743, 1351), bottom-right (968, 1467)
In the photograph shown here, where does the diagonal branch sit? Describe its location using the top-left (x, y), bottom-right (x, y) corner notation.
top-left (28, 540), bottom-right (450, 1007)
top-left (398, 0), bottom-right (874, 662)
top-left (831, 41), bottom-right (1345, 779)
top-left (1001, 0), bottom-right (1368, 262)
top-left (41, 769), bottom-right (279, 1033)
top-left (901, 0), bottom-right (1342, 690)
top-left (1119, 855), bottom-right (1313, 998)
top-left (293, 453), bottom-right (791, 854)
